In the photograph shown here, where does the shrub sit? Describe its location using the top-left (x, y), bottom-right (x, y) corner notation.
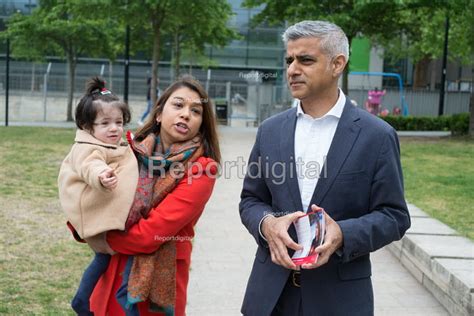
top-left (380, 113), bottom-right (469, 135)
top-left (450, 113), bottom-right (470, 135)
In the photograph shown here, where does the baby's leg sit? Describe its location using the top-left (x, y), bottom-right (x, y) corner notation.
top-left (71, 252), bottom-right (111, 315)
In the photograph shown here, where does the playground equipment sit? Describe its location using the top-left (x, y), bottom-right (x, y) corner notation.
top-left (349, 71), bottom-right (409, 116)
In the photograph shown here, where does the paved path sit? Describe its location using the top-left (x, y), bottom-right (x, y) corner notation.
top-left (187, 126), bottom-right (448, 315)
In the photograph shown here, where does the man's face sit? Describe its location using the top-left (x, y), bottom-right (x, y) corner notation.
top-left (285, 37), bottom-right (340, 100)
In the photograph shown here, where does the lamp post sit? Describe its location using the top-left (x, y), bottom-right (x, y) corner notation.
top-left (1, 12), bottom-right (10, 127)
top-left (5, 36), bottom-right (10, 126)
top-left (438, 15), bottom-right (449, 116)
top-left (124, 24), bottom-right (130, 103)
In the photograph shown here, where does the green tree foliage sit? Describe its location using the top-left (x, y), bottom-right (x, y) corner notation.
top-left (374, 0), bottom-right (473, 66)
top-left (107, 0), bottom-right (171, 106)
top-left (109, 0), bottom-right (238, 102)
top-left (370, 0), bottom-right (473, 127)
top-left (3, 0), bottom-right (120, 121)
top-left (167, 0), bottom-right (239, 80)
top-left (243, 0), bottom-right (405, 93)
top-left (244, 0), bottom-right (472, 94)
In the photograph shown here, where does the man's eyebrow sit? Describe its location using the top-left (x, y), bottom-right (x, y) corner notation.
top-left (296, 54), bottom-right (315, 60)
top-left (285, 54), bottom-right (315, 62)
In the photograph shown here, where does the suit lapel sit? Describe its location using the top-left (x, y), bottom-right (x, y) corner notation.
top-left (310, 101), bottom-right (361, 208)
top-left (280, 108), bottom-right (303, 211)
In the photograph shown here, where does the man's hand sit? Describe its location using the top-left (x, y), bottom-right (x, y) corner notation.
top-left (262, 211), bottom-right (305, 270)
top-left (301, 204), bottom-right (343, 270)
top-left (99, 169), bottom-right (118, 190)
top-left (84, 233), bottom-right (116, 255)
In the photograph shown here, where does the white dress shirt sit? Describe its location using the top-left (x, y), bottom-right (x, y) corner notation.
top-left (295, 90), bottom-right (346, 212)
top-left (259, 90), bottom-right (346, 240)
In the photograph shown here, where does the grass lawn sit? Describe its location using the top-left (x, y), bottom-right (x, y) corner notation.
top-left (0, 126), bottom-right (472, 314)
top-left (400, 136), bottom-right (474, 239)
top-left (0, 127), bottom-right (90, 314)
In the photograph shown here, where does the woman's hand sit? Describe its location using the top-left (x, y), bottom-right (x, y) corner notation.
top-left (84, 233), bottom-right (117, 255)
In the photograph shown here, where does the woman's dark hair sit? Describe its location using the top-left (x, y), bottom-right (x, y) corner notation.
top-left (75, 76), bottom-right (131, 131)
top-left (135, 76), bottom-right (221, 164)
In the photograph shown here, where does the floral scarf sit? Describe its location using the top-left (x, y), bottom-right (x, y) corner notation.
top-left (125, 131), bottom-right (204, 314)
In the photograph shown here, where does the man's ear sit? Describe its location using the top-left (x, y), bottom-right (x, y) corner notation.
top-left (332, 54), bottom-right (347, 77)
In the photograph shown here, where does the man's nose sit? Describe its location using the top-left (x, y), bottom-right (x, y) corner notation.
top-left (287, 60), bottom-right (300, 77)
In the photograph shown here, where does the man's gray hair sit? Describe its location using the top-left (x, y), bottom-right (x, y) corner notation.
top-left (282, 20), bottom-right (349, 60)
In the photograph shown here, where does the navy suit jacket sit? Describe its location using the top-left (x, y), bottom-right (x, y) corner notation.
top-left (239, 100), bottom-right (410, 315)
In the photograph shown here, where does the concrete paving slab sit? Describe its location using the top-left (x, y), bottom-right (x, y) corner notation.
top-left (397, 131), bottom-right (452, 137)
top-left (422, 275), bottom-right (471, 316)
top-left (435, 258), bottom-right (474, 290)
top-left (406, 234), bottom-right (474, 260)
top-left (373, 248), bottom-right (449, 315)
top-left (186, 127), bottom-right (448, 316)
top-left (407, 217), bottom-right (459, 236)
top-left (390, 230), bottom-right (474, 315)
top-left (407, 203), bottom-right (429, 217)
top-left (434, 258), bottom-right (474, 313)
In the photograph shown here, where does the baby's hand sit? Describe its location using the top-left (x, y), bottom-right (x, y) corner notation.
top-left (99, 169), bottom-right (118, 190)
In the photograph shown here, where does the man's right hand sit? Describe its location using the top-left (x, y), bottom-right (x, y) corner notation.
top-left (261, 211), bottom-right (305, 270)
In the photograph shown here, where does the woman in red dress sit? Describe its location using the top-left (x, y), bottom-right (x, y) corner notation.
top-left (89, 77), bottom-right (221, 316)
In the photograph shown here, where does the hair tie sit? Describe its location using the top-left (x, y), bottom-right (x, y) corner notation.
top-left (100, 88), bottom-right (112, 95)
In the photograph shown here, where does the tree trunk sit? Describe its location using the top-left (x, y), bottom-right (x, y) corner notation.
top-left (108, 60), bottom-right (113, 91)
top-left (470, 86), bottom-right (474, 137)
top-left (174, 31), bottom-right (180, 80)
top-left (429, 59), bottom-right (438, 91)
top-left (31, 63), bottom-right (36, 92)
top-left (342, 64), bottom-right (349, 95)
top-left (413, 56), bottom-right (430, 89)
top-left (342, 36), bottom-right (352, 95)
top-left (189, 45), bottom-right (193, 75)
top-left (151, 27), bottom-right (161, 107)
top-left (66, 53), bottom-right (76, 122)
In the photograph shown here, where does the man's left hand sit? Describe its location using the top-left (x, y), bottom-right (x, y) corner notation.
top-left (301, 205), bottom-right (343, 269)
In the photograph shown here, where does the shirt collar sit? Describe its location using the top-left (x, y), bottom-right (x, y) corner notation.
top-left (296, 88), bottom-right (346, 119)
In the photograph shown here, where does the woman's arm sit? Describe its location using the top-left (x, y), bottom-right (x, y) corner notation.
top-left (107, 157), bottom-right (217, 255)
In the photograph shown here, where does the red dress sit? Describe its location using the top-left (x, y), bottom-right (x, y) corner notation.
top-left (90, 157), bottom-right (217, 316)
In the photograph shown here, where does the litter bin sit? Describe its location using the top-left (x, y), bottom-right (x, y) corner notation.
top-left (214, 99), bottom-right (228, 125)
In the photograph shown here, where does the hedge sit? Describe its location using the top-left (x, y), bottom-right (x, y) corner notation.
top-left (380, 113), bottom-right (470, 135)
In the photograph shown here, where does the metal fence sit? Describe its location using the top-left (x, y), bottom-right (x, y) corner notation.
top-left (0, 60), bottom-right (470, 125)
top-left (348, 88), bottom-right (470, 117)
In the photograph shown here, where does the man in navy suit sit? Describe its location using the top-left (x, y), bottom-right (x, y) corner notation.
top-left (239, 20), bottom-right (410, 315)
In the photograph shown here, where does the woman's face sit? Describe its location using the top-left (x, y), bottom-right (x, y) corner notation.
top-left (156, 87), bottom-right (204, 149)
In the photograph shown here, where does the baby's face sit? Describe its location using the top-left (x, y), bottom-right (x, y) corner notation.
top-left (92, 104), bottom-right (124, 145)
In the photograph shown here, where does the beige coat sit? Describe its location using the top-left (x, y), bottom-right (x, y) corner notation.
top-left (58, 130), bottom-right (138, 239)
